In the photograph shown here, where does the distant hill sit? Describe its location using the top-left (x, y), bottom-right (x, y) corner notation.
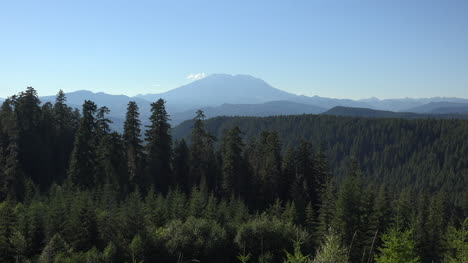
top-left (135, 74), bottom-right (296, 110)
top-left (360, 97), bottom-right (468, 112)
top-left (323, 106), bottom-right (402, 118)
top-left (405, 102), bottom-right (468, 114)
top-left (171, 100), bottom-right (326, 125)
top-left (322, 106), bottom-right (468, 119)
top-left (432, 106), bottom-right (468, 115)
top-left (288, 95), bottom-right (373, 109)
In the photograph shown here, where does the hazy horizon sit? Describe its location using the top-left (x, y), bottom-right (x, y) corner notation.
top-left (1, 0), bottom-right (468, 99)
top-left (2, 73), bottom-right (468, 101)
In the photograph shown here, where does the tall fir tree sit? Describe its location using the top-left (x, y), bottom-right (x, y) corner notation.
top-left (123, 101), bottom-right (144, 190)
top-left (317, 179), bottom-right (336, 244)
top-left (247, 131), bottom-right (282, 208)
top-left (221, 126), bottom-right (247, 197)
top-left (173, 139), bottom-right (190, 192)
top-left (68, 100), bottom-right (98, 188)
top-left (52, 90), bottom-right (79, 184)
top-left (94, 106), bottom-right (125, 187)
top-left (189, 110), bottom-right (217, 191)
top-left (14, 87), bottom-right (45, 189)
top-left (331, 159), bottom-right (363, 262)
top-left (96, 132), bottom-right (126, 187)
top-left (312, 149), bottom-right (330, 209)
top-left (145, 99), bottom-right (172, 192)
top-left (280, 147), bottom-right (296, 201)
top-left (290, 141), bottom-right (314, 214)
top-left (95, 106), bottom-right (112, 139)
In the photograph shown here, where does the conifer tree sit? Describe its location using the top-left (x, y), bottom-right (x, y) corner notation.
top-left (316, 175), bottom-right (336, 245)
top-left (123, 101), bottom-right (144, 189)
top-left (93, 106), bottom-right (114, 188)
top-left (145, 99), bottom-right (172, 192)
top-left (280, 147), bottom-right (296, 201)
top-left (374, 228), bottom-right (420, 263)
top-left (68, 100), bottom-right (98, 188)
top-left (14, 87), bottom-right (44, 187)
top-left (64, 194), bottom-right (98, 252)
top-left (96, 132), bottom-right (126, 187)
top-left (121, 191), bottom-right (145, 241)
top-left (412, 192), bottom-right (430, 260)
top-left (203, 194), bottom-right (217, 221)
top-left (1, 140), bottom-right (21, 200)
top-left (313, 228), bottom-right (348, 263)
top-left (188, 185), bottom-right (207, 218)
top-left (364, 185), bottom-right (391, 260)
top-left (173, 139), bottom-right (190, 192)
top-left (0, 98), bottom-right (16, 136)
top-left (221, 126), bottom-right (247, 197)
top-left (423, 192), bottom-right (450, 262)
top-left (39, 102), bottom-right (55, 187)
top-left (331, 159), bottom-right (363, 261)
top-left (0, 199), bottom-right (17, 262)
top-left (312, 149), bottom-right (330, 208)
top-left (305, 202), bottom-right (316, 232)
top-left (52, 90), bottom-right (79, 182)
top-left (95, 106), bottom-right (112, 139)
top-left (38, 233), bottom-right (72, 263)
top-left (394, 188), bottom-right (412, 231)
top-left (247, 131), bottom-right (282, 207)
top-left (444, 218), bottom-right (468, 263)
top-left (44, 186), bottom-right (67, 242)
top-left (52, 90), bottom-right (68, 130)
top-left (0, 100), bottom-right (22, 201)
top-left (189, 110), bottom-right (216, 190)
top-left (290, 141), bottom-right (314, 213)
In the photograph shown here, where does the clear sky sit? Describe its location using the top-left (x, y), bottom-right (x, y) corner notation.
top-left (1, 0), bottom-right (467, 99)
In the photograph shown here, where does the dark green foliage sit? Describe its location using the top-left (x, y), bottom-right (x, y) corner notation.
top-left (0, 199), bottom-right (16, 262)
top-left (68, 100), bottom-right (98, 188)
top-left (52, 90), bottom-right (80, 184)
top-left (145, 99), bottom-right (172, 192)
top-left (221, 126), bottom-right (248, 197)
top-left (189, 110), bottom-right (217, 190)
top-left (246, 131), bottom-right (282, 208)
top-left (172, 139), bottom-right (190, 192)
top-left (316, 180), bottom-right (336, 244)
top-left (234, 215), bottom-right (308, 263)
top-left (158, 216), bottom-right (227, 262)
top-left (174, 114), bottom-right (468, 207)
top-left (14, 88), bottom-right (43, 184)
top-left (331, 160), bottom-right (364, 262)
top-left (444, 218), bottom-right (468, 262)
top-left (123, 101), bottom-right (144, 190)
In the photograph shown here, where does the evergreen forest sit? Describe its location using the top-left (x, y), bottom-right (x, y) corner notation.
top-left (0, 87), bottom-right (467, 263)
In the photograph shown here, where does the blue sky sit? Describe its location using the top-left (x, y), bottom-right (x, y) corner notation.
top-left (1, 0), bottom-right (467, 99)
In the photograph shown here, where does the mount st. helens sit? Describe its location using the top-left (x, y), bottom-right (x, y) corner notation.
top-left (29, 74), bottom-right (468, 129)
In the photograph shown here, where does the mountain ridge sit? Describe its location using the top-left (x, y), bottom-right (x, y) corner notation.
top-left (5, 74), bottom-right (465, 130)
top-left (323, 106), bottom-right (468, 119)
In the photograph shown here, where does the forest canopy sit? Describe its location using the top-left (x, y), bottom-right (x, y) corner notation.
top-left (0, 88), bottom-right (466, 263)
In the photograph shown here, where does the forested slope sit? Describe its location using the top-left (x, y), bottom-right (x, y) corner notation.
top-left (174, 115), bottom-right (468, 205)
